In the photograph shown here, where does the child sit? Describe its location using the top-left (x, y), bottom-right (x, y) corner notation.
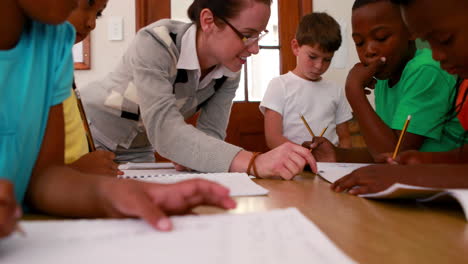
top-left (260, 12), bottom-right (352, 149)
top-left (63, 0), bottom-right (121, 176)
top-left (330, 0), bottom-right (468, 194)
top-left (0, 0), bottom-right (235, 237)
top-left (309, 0), bottom-right (466, 163)
top-left (66, 0), bottom-right (122, 176)
top-left (0, 180), bottom-right (20, 238)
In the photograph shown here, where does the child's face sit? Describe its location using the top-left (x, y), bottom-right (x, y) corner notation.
top-left (292, 41), bottom-right (333, 81)
top-left (68, 0), bottom-right (108, 44)
top-left (400, 0), bottom-right (468, 79)
top-left (352, 1), bottom-right (413, 80)
top-left (18, 0), bottom-right (78, 25)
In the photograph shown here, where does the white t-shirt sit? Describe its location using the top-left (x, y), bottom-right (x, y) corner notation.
top-left (260, 72), bottom-right (352, 145)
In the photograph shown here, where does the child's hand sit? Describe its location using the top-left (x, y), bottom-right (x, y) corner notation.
top-left (254, 142), bottom-right (317, 180)
top-left (71, 150), bottom-right (123, 176)
top-left (0, 180), bottom-right (21, 238)
top-left (303, 137), bottom-right (337, 162)
top-left (97, 178), bottom-right (236, 231)
top-left (346, 57), bottom-right (386, 98)
top-left (330, 164), bottom-right (400, 195)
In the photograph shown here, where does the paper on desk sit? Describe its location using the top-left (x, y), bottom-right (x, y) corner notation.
top-left (361, 183), bottom-right (468, 221)
top-left (317, 162), bottom-right (372, 183)
top-left (119, 171), bottom-right (268, 197)
top-left (1, 208), bottom-right (356, 264)
top-left (118, 162), bottom-right (175, 170)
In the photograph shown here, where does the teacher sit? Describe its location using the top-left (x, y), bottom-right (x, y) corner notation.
top-left (81, 0), bottom-right (316, 179)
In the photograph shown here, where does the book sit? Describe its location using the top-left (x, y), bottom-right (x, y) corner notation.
top-left (119, 171), bottom-right (269, 197)
top-left (2, 208), bottom-right (356, 264)
top-left (361, 183), bottom-right (468, 220)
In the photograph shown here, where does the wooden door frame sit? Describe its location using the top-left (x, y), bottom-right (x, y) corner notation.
top-left (135, 0), bottom-right (170, 31)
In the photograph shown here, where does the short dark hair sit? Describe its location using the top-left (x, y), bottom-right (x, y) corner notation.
top-left (295, 12), bottom-right (342, 53)
top-left (352, 0), bottom-right (392, 10)
top-left (188, 0), bottom-right (273, 27)
top-left (88, 0), bottom-right (95, 6)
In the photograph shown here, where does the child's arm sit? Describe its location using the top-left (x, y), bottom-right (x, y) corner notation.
top-left (69, 150), bottom-right (123, 176)
top-left (345, 60), bottom-right (426, 158)
top-left (264, 108), bottom-right (293, 149)
top-left (392, 145), bottom-right (468, 164)
top-left (26, 105), bottom-right (236, 231)
top-left (0, 180), bottom-right (20, 238)
top-left (336, 121), bottom-right (352, 149)
top-left (331, 164), bottom-right (468, 195)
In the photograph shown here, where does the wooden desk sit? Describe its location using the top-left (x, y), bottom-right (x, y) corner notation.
top-left (198, 173), bottom-right (468, 264)
top-left (24, 173), bottom-right (468, 263)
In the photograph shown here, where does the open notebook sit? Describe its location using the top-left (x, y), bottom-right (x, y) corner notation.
top-left (119, 171), bottom-right (268, 197)
top-left (2, 208), bottom-right (356, 264)
top-left (361, 183), bottom-right (468, 220)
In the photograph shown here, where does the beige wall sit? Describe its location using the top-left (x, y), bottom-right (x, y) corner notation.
top-left (313, 0), bottom-right (359, 89)
top-left (74, 0), bottom-right (135, 88)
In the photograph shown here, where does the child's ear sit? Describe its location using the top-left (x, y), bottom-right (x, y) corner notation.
top-left (199, 8), bottom-right (216, 33)
top-left (291, 39), bottom-right (300, 56)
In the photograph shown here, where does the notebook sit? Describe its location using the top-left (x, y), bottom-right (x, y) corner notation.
top-left (361, 183), bottom-right (468, 221)
top-left (317, 162), bottom-right (372, 183)
top-left (2, 208), bottom-right (356, 264)
top-left (119, 171), bottom-right (269, 197)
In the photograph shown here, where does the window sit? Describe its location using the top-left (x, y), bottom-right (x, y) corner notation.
top-left (234, 1), bottom-right (280, 102)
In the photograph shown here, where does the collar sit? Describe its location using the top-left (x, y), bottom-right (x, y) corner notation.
top-left (177, 24), bottom-right (237, 79)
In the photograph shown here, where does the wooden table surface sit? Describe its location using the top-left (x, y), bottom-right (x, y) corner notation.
top-left (198, 173), bottom-right (468, 264)
top-left (24, 173), bottom-right (468, 263)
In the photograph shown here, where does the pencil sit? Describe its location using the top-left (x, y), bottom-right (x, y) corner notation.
top-left (300, 115), bottom-right (315, 137)
top-left (392, 115), bottom-right (412, 159)
top-left (74, 89), bottom-right (96, 152)
top-left (319, 126), bottom-right (328, 137)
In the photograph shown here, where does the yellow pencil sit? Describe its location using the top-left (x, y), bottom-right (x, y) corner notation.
top-left (300, 115), bottom-right (315, 137)
top-left (319, 126), bottom-right (328, 137)
top-left (74, 89), bottom-right (96, 152)
top-left (392, 115), bottom-right (412, 159)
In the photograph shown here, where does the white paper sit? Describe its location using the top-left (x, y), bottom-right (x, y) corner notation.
top-left (317, 162), bottom-right (372, 183)
top-left (118, 162), bottom-right (175, 170)
top-left (1, 208), bottom-right (356, 264)
top-left (361, 183), bottom-right (468, 221)
top-left (119, 171), bottom-right (269, 197)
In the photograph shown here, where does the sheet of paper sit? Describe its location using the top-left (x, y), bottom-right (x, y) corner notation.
top-left (317, 162), bottom-right (372, 183)
top-left (1, 208), bottom-right (355, 264)
top-left (119, 171), bottom-right (269, 197)
top-left (361, 183), bottom-right (468, 221)
top-left (360, 183), bottom-right (441, 199)
top-left (118, 162), bottom-right (175, 170)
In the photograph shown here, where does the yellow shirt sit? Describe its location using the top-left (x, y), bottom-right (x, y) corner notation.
top-left (63, 89), bottom-right (89, 164)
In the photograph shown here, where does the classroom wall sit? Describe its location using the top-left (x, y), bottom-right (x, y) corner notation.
top-left (74, 0), bottom-right (135, 88)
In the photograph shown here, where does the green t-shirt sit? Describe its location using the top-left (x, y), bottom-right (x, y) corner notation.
top-left (375, 49), bottom-right (465, 152)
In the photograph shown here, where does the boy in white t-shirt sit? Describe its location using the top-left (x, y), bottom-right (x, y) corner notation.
top-left (260, 12), bottom-right (352, 149)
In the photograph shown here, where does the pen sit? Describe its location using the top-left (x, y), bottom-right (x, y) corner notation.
top-left (392, 115), bottom-right (412, 159)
